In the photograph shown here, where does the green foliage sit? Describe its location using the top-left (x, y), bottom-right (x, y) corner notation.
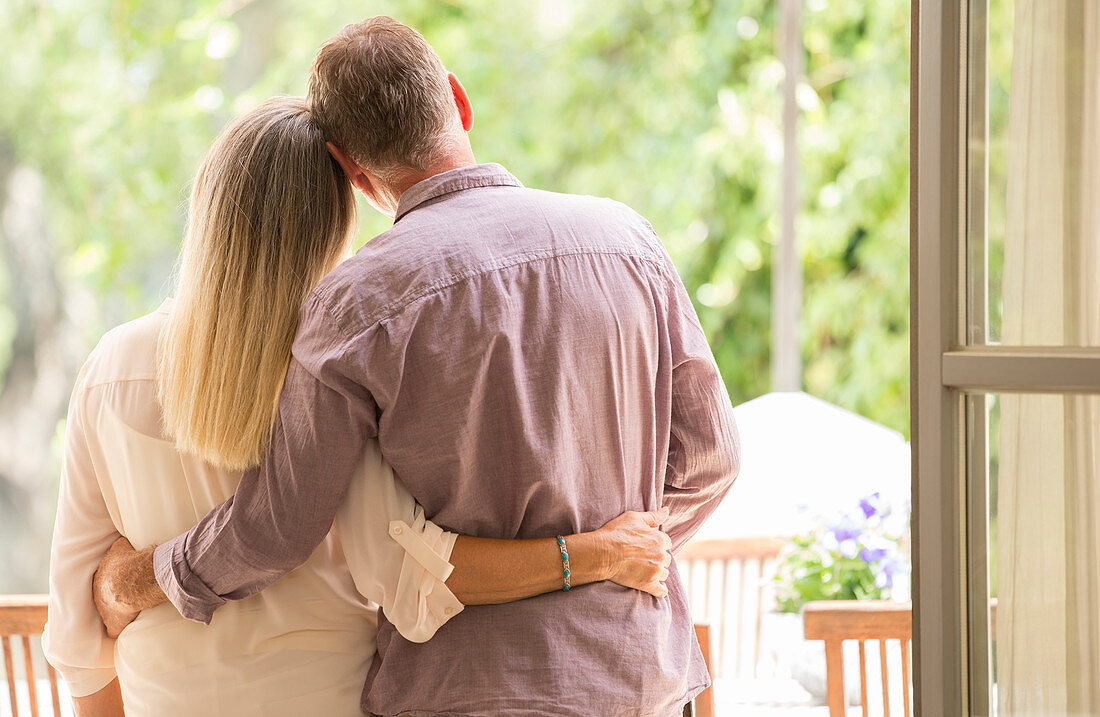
top-left (985, 0), bottom-right (1015, 342)
top-left (773, 493), bottom-right (908, 613)
top-left (773, 533), bottom-right (884, 611)
top-left (2, 0), bottom-right (910, 433)
top-left (798, 0), bottom-right (910, 434)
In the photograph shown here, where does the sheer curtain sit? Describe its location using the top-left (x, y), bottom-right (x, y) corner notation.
top-left (998, 1), bottom-right (1100, 714)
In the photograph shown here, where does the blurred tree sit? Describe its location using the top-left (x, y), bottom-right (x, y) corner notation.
top-left (0, 0), bottom-right (909, 590)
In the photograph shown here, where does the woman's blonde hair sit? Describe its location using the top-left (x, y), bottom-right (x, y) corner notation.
top-left (158, 96), bottom-right (356, 470)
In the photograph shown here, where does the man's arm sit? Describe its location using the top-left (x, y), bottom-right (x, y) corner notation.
top-left (96, 508), bottom-right (676, 639)
top-left (660, 264), bottom-right (741, 552)
top-left (95, 294), bottom-right (380, 630)
top-left (153, 357), bottom-right (377, 622)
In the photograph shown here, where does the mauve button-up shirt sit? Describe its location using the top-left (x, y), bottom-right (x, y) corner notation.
top-left (153, 163), bottom-right (740, 717)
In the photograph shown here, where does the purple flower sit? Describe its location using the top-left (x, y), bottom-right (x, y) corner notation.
top-left (830, 518), bottom-right (862, 544)
top-left (859, 492), bottom-right (882, 519)
top-left (874, 556), bottom-right (903, 590)
top-left (860, 546), bottom-right (890, 563)
top-left (858, 535), bottom-right (895, 564)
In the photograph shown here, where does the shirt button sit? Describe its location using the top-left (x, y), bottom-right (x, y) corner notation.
top-left (392, 525), bottom-right (403, 535)
top-left (444, 607), bottom-right (455, 615)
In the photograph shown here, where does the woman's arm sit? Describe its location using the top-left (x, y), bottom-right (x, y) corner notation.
top-left (331, 441), bottom-right (672, 643)
top-left (445, 507), bottom-right (672, 605)
top-left (73, 679), bottom-right (125, 717)
top-left (43, 368), bottom-right (124, 707)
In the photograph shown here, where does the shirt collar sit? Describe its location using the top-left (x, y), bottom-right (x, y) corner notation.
top-left (393, 163), bottom-right (523, 222)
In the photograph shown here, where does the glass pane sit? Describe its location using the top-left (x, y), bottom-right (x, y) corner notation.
top-left (967, 0), bottom-right (1100, 346)
top-left (971, 392), bottom-right (1100, 715)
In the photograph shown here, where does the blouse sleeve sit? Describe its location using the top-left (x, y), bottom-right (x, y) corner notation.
top-left (41, 369), bottom-right (122, 696)
top-left (332, 440), bottom-right (464, 643)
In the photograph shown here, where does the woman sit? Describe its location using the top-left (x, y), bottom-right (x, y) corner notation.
top-left (43, 97), bottom-right (672, 717)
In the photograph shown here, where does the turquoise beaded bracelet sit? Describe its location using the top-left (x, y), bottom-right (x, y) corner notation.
top-left (556, 535), bottom-right (571, 591)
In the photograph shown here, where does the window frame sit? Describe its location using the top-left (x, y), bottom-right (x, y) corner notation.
top-left (912, 0), bottom-right (1100, 714)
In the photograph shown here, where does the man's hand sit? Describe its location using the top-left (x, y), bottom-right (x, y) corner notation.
top-left (93, 537), bottom-right (164, 638)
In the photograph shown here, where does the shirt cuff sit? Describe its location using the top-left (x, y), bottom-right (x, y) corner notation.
top-left (56, 665), bottom-right (119, 698)
top-left (153, 536), bottom-right (226, 625)
top-left (385, 522), bottom-right (463, 643)
top-left (388, 520), bottom-right (455, 581)
top-left (41, 623), bottom-right (118, 698)
top-left (423, 530), bottom-right (463, 625)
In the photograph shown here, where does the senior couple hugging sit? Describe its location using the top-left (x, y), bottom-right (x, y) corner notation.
top-left (43, 15), bottom-right (740, 717)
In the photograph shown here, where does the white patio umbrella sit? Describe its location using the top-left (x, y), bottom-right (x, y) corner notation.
top-left (689, 391), bottom-right (911, 541)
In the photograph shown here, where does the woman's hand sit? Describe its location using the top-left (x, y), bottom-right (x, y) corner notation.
top-left (594, 506), bottom-right (673, 598)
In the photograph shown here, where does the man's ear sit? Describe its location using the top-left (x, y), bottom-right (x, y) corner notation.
top-left (326, 142), bottom-right (374, 194)
top-left (448, 73), bottom-right (474, 132)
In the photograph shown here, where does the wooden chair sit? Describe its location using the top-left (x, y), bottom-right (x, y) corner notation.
top-left (691, 623), bottom-right (715, 717)
top-left (1, 595), bottom-right (62, 717)
top-left (679, 537), bottom-right (785, 678)
top-left (802, 600), bottom-right (912, 717)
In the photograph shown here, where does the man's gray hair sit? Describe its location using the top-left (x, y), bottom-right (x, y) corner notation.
top-left (308, 17), bottom-right (459, 179)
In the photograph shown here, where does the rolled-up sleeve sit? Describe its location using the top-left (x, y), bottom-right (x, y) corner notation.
top-left (153, 292), bottom-right (462, 639)
top-left (660, 258), bottom-right (741, 551)
top-left (334, 440), bottom-right (463, 643)
top-left (42, 371), bottom-right (121, 697)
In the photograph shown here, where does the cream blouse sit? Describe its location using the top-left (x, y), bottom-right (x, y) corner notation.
top-left (42, 303), bottom-right (463, 716)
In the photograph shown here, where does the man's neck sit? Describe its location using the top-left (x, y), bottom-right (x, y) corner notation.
top-left (388, 151), bottom-right (477, 199)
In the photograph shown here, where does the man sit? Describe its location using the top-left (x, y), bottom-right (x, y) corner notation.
top-left (95, 16), bottom-right (739, 716)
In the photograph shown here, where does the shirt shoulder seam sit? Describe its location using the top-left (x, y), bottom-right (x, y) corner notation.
top-left (365, 246), bottom-right (676, 328)
top-left (79, 374), bottom-right (158, 393)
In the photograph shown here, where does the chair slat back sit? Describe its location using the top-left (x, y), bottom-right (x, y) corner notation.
top-left (0, 595), bottom-right (62, 717)
top-left (679, 537), bottom-right (784, 678)
top-left (803, 600), bottom-right (912, 717)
